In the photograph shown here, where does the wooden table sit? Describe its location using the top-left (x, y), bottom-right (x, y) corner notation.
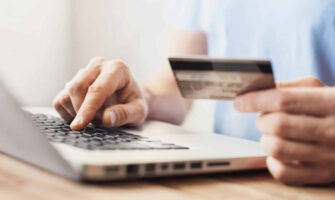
top-left (1, 153), bottom-right (335, 200)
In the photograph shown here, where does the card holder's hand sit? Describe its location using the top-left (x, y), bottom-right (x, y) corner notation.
top-left (53, 57), bottom-right (148, 130)
top-left (276, 76), bottom-right (325, 88)
top-left (234, 77), bottom-right (335, 185)
top-left (233, 77), bottom-right (326, 113)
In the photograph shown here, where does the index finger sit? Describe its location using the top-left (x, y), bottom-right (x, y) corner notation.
top-left (276, 77), bottom-right (325, 88)
top-left (66, 57), bottom-right (105, 112)
top-left (70, 61), bottom-right (130, 130)
top-left (234, 87), bottom-right (335, 116)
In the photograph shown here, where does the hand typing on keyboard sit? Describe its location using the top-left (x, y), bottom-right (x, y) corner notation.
top-left (52, 57), bottom-right (148, 130)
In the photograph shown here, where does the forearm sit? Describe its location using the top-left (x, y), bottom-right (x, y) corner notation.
top-left (141, 27), bottom-right (206, 124)
top-left (142, 75), bottom-right (192, 125)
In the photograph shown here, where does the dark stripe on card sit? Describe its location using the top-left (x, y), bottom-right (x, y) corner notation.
top-left (169, 60), bottom-right (273, 74)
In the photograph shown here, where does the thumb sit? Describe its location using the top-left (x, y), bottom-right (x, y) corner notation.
top-left (276, 77), bottom-right (325, 88)
top-left (102, 100), bottom-right (147, 127)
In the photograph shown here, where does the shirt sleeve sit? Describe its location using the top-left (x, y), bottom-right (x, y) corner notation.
top-left (166, 0), bottom-right (202, 31)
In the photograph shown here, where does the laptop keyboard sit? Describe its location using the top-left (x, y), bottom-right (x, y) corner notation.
top-left (31, 113), bottom-right (189, 151)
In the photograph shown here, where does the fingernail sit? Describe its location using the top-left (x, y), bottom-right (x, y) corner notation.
top-left (234, 97), bottom-right (243, 111)
top-left (110, 111), bottom-right (116, 126)
top-left (71, 115), bottom-right (83, 127)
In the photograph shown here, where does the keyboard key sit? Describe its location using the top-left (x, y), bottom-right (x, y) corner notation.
top-left (94, 133), bottom-right (106, 138)
top-left (95, 128), bottom-right (108, 134)
top-left (92, 137), bottom-right (103, 141)
top-left (105, 140), bottom-right (118, 144)
top-left (42, 129), bottom-right (57, 134)
top-left (69, 131), bottom-right (81, 134)
top-left (82, 133), bottom-right (93, 138)
top-left (54, 131), bottom-right (67, 136)
top-left (77, 137), bottom-right (91, 143)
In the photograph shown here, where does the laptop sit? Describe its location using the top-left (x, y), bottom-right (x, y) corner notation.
top-left (0, 81), bottom-right (266, 181)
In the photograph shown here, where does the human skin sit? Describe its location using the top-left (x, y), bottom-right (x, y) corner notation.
top-left (235, 77), bottom-right (335, 185)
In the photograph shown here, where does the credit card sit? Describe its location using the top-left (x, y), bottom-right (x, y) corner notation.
top-left (169, 57), bottom-right (276, 100)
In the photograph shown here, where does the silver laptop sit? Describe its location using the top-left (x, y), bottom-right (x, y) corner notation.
top-left (0, 82), bottom-right (266, 181)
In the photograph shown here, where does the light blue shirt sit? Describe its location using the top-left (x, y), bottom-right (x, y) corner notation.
top-left (168, 0), bottom-right (335, 141)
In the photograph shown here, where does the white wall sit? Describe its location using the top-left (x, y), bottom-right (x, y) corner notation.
top-left (72, 0), bottom-right (168, 80)
top-left (0, 0), bottom-right (73, 106)
top-left (0, 0), bottom-right (213, 132)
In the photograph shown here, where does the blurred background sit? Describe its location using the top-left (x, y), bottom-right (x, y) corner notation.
top-left (0, 0), bottom-right (213, 132)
